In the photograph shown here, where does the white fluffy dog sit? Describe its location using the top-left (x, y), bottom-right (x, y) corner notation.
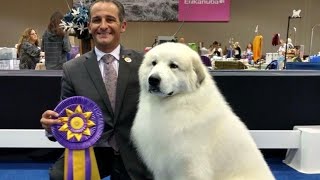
top-left (131, 42), bottom-right (275, 180)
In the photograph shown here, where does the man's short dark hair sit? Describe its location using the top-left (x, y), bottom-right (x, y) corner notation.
top-left (89, 0), bottom-right (126, 23)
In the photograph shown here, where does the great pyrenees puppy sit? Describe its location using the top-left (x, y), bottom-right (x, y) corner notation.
top-left (131, 42), bottom-right (275, 180)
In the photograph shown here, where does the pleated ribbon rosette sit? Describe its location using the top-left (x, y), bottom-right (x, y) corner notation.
top-left (51, 96), bottom-right (104, 180)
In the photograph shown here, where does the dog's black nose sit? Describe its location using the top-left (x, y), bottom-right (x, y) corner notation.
top-left (148, 75), bottom-right (161, 87)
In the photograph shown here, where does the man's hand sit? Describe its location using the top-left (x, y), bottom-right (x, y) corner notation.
top-left (40, 110), bottom-right (61, 133)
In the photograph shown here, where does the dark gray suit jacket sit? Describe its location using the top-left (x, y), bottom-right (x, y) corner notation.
top-left (61, 46), bottom-right (152, 180)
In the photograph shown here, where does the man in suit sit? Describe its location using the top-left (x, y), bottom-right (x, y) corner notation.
top-left (40, 0), bottom-right (152, 179)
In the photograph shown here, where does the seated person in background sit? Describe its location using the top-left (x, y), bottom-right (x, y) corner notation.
top-left (224, 45), bottom-right (234, 58)
top-left (209, 41), bottom-right (223, 57)
top-left (278, 38), bottom-right (295, 56)
top-left (278, 39), bottom-right (286, 56)
top-left (244, 43), bottom-right (253, 56)
top-left (35, 52), bottom-right (46, 70)
top-left (287, 38), bottom-right (294, 49)
top-left (39, 52), bottom-right (45, 63)
top-left (233, 42), bottom-right (242, 60)
top-left (291, 46), bottom-right (303, 62)
top-left (17, 28), bottom-right (41, 69)
top-left (244, 42), bottom-right (253, 63)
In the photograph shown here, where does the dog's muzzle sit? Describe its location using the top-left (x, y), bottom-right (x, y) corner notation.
top-left (148, 75), bottom-right (174, 96)
top-left (148, 75), bottom-right (161, 92)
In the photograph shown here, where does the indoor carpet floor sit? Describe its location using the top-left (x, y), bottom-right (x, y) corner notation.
top-left (0, 158), bottom-right (319, 180)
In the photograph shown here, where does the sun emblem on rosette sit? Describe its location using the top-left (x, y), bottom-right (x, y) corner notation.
top-left (51, 96), bottom-right (104, 150)
top-left (58, 105), bottom-right (96, 141)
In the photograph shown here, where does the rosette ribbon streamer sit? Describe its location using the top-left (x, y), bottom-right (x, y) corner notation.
top-left (52, 96), bottom-right (104, 180)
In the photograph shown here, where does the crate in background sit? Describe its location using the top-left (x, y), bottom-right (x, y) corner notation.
top-left (0, 60), bottom-right (20, 70)
top-left (0, 47), bottom-right (17, 60)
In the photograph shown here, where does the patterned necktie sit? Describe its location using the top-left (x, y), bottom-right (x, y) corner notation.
top-left (102, 54), bottom-right (117, 112)
top-left (102, 54), bottom-right (119, 152)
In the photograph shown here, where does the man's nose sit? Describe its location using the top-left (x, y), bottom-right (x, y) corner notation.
top-left (100, 20), bottom-right (109, 29)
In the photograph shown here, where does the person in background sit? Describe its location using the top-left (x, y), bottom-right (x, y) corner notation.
top-left (40, 0), bottom-right (152, 179)
top-left (178, 37), bottom-right (186, 44)
top-left (233, 42), bottom-right (242, 60)
top-left (278, 38), bottom-right (295, 56)
top-left (209, 41), bottom-right (223, 57)
top-left (41, 11), bottom-right (71, 70)
top-left (17, 28), bottom-right (41, 69)
top-left (287, 38), bottom-right (294, 49)
top-left (218, 42), bottom-right (224, 56)
top-left (244, 42), bottom-right (253, 61)
top-left (278, 39), bottom-right (286, 56)
top-left (199, 41), bottom-right (209, 56)
top-left (244, 43), bottom-right (253, 55)
top-left (34, 51), bottom-right (47, 70)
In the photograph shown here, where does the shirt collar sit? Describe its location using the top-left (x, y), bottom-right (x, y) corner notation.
top-left (95, 45), bottom-right (121, 62)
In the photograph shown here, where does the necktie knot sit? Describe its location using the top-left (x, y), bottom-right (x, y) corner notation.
top-left (102, 54), bottom-right (115, 64)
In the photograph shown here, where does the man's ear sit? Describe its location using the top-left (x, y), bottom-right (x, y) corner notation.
top-left (88, 22), bottom-right (91, 34)
top-left (120, 21), bottom-right (127, 33)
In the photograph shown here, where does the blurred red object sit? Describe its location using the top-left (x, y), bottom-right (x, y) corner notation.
top-left (144, 47), bottom-right (152, 53)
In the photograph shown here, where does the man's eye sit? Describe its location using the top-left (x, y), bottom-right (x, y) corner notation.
top-left (106, 18), bottom-right (116, 23)
top-left (170, 63), bottom-right (178, 69)
top-left (91, 19), bottom-right (100, 23)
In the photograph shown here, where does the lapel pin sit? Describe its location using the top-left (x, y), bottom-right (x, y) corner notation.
top-left (124, 57), bottom-right (132, 63)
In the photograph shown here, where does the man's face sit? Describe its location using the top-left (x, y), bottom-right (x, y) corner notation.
top-left (88, 2), bottom-right (127, 52)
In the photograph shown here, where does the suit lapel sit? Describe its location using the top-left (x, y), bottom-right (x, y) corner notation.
top-left (114, 48), bottom-right (132, 121)
top-left (83, 51), bottom-right (114, 116)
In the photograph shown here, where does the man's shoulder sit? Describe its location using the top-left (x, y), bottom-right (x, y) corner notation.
top-left (121, 48), bottom-right (144, 61)
top-left (64, 55), bottom-right (84, 66)
top-left (64, 51), bottom-right (95, 68)
top-left (121, 46), bottom-right (143, 55)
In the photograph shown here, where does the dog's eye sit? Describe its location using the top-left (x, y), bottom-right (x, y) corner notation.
top-left (170, 63), bottom-right (178, 69)
top-left (152, 61), bottom-right (157, 66)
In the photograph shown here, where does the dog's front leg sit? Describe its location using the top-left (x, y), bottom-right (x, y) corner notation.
top-left (165, 165), bottom-right (213, 180)
top-left (180, 160), bottom-right (214, 180)
top-left (154, 173), bottom-right (171, 180)
top-left (169, 174), bottom-right (213, 180)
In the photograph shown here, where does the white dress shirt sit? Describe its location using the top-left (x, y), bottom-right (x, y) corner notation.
top-left (94, 45), bottom-right (120, 76)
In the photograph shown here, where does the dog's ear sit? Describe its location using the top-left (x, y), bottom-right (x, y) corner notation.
top-left (192, 56), bottom-right (206, 86)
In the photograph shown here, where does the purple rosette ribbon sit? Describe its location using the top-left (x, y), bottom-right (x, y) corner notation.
top-left (51, 96), bottom-right (103, 180)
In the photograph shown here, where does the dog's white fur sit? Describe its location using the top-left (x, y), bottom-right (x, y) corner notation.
top-left (131, 42), bottom-right (275, 180)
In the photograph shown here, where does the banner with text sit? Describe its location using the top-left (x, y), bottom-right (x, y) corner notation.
top-left (179, 0), bottom-right (230, 22)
